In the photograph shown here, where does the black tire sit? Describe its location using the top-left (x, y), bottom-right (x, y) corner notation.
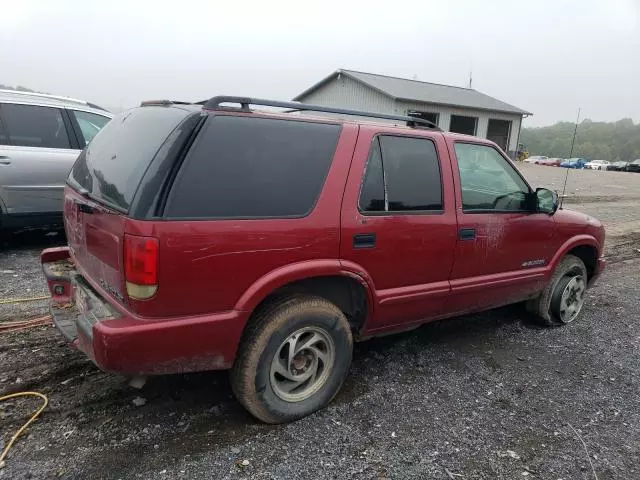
top-left (231, 295), bottom-right (353, 424)
top-left (526, 254), bottom-right (588, 326)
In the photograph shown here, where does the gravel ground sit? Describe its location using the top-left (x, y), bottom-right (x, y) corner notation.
top-left (1, 166), bottom-right (639, 479)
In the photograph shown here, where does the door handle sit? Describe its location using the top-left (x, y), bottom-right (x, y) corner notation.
top-left (0, 156), bottom-right (10, 165)
top-left (353, 233), bottom-right (376, 249)
top-left (459, 228), bottom-right (476, 240)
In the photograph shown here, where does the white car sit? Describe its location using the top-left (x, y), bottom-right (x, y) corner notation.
top-left (585, 160), bottom-right (610, 170)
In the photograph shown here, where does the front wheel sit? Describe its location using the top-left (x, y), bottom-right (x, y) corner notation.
top-left (527, 254), bottom-right (588, 326)
top-left (231, 296), bottom-right (353, 423)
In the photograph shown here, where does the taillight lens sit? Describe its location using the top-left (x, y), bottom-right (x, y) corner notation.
top-left (124, 234), bottom-right (158, 300)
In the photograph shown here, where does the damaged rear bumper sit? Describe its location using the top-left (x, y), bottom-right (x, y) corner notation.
top-left (41, 247), bottom-right (246, 375)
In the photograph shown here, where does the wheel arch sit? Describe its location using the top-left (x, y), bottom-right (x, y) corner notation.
top-left (549, 235), bottom-right (599, 282)
top-left (235, 260), bottom-right (375, 335)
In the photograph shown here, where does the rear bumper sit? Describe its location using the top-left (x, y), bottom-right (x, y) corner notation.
top-left (41, 247), bottom-right (246, 375)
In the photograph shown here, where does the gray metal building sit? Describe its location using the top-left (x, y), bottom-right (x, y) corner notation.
top-left (293, 69), bottom-right (532, 153)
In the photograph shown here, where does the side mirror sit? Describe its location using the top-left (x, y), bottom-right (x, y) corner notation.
top-left (535, 187), bottom-right (558, 214)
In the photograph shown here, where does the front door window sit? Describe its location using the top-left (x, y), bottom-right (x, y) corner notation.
top-left (454, 142), bottom-right (529, 212)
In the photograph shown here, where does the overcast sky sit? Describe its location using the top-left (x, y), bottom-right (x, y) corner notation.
top-left (2, 0), bottom-right (638, 127)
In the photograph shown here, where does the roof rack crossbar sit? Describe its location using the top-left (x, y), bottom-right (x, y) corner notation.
top-left (203, 96), bottom-right (441, 129)
top-left (140, 100), bottom-right (194, 107)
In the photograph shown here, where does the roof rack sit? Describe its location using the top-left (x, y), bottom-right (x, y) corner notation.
top-left (0, 88), bottom-right (108, 111)
top-left (202, 96), bottom-right (441, 129)
top-left (140, 100), bottom-right (195, 107)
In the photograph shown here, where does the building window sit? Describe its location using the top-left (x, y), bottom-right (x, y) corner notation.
top-left (407, 110), bottom-right (439, 127)
top-left (449, 115), bottom-right (478, 136)
top-left (486, 119), bottom-right (512, 152)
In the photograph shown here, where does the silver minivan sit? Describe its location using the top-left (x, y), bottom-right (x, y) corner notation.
top-left (0, 89), bottom-right (112, 230)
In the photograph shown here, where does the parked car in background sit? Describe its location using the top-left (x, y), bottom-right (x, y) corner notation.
top-left (42, 96), bottom-right (605, 424)
top-left (606, 161), bottom-right (629, 171)
top-left (538, 157), bottom-right (562, 167)
top-left (560, 158), bottom-right (588, 169)
top-left (525, 155), bottom-right (548, 164)
top-left (585, 160), bottom-right (610, 170)
top-left (626, 159), bottom-right (640, 173)
top-left (0, 89), bottom-right (111, 230)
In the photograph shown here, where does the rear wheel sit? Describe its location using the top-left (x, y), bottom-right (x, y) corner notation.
top-left (231, 296), bottom-right (353, 423)
top-left (527, 254), bottom-right (588, 326)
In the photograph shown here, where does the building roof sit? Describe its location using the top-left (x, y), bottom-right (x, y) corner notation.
top-left (294, 69), bottom-right (532, 116)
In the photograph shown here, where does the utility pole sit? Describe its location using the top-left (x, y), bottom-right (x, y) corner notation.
top-left (569, 107), bottom-right (581, 158)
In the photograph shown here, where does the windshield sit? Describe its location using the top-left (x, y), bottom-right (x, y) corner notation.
top-left (68, 107), bottom-right (193, 212)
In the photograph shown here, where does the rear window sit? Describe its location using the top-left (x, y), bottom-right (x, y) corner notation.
top-left (165, 115), bottom-right (341, 219)
top-left (69, 107), bottom-right (192, 211)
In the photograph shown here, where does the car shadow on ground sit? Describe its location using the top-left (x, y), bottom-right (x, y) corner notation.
top-left (1, 228), bottom-right (67, 250)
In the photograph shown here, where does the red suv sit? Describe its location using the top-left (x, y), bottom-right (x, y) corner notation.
top-left (41, 96), bottom-right (605, 423)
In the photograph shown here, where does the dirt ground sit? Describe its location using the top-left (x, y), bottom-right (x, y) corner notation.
top-left (1, 165), bottom-right (639, 479)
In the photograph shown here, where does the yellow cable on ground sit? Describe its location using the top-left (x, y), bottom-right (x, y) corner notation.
top-left (0, 392), bottom-right (48, 468)
top-left (0, 296), bottom-right (50, 305)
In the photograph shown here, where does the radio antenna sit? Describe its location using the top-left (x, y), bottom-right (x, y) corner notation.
top-left (560, 107), bottom-right (581, 209)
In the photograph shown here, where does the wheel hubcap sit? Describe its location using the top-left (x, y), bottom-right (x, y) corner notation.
top-left (559, 275), bottom-right (586, 323)
top-left (270, 326), bottom-right (335, 402)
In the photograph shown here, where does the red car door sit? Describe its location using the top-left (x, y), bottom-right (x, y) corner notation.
top-left (445, 138), bottom-right (557, 315)
top-left (340, 126), bottom-right (457, 332)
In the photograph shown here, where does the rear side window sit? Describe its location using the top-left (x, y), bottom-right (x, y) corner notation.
top-left (71, 110), bottom-right (111, 145)
top-left (0, 103), bottom-right (70, 148)
top-left (69, 107), bottom-right (192, 212)
top-left (359, 135), bottom-right (443, 213)
top-left (165, 116), bottom-right (340, 219)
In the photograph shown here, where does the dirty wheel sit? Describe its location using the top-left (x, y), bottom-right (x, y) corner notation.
top-left (231, 296), bottom-right (353, 423)
top-left (526, 254), bottom-right (588, 326)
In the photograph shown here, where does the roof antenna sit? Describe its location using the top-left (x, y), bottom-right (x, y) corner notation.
top-left (560, 107), bottom-right (581, 209)
top-left (468, 69), bottom-right (472, 89)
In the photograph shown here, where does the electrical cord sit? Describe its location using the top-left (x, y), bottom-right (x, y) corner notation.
top-left (0, 391), bottom-right (49, 468)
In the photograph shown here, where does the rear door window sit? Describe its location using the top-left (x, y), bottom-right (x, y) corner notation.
top-left (69, 107), bottom-right (192, 212)
top-left (1, 103), bottom-right (71, 149)
top-left (165, 116), bottom-right (341, 219)
top-left (359, 135), bottom-right (443, 213)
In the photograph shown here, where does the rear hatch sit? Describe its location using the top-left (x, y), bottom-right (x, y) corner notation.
top-left (65, 106), bottom-right (198, 307)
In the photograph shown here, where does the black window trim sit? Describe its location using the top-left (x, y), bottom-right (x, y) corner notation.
top-left (0, 104), bottom-right (8, 145)
top-left (60, 109), bottom-right (82, 150)
top-left (162, 113), bottom-right (343, 221)
top-left (357, 133), bottom-right (445, 217)
top-left (453, 140), bottom-right (534, 215)
top-left (0, 102), bottom-right (75, 150)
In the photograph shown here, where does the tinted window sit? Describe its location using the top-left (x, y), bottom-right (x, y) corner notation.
top-left (381, 136), bottom-right (442, 211)
top-left (359, 135), bottom-right (443, 213)
top-left (1, 103), bottom-right (70, 148)
top-left (454, 142), bottom-right (529, 211)
top-left (165, 116), bottom-right (340, 218)
top-left (69, 107), bottom-right (192, 211)
top-left (358, 138), bottom-right (385, 212)
top-left (72, 110), bottom-right (111, 145)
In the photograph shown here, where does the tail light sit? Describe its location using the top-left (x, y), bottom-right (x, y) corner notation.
top-left (124, 234), bottom-right (159, 300)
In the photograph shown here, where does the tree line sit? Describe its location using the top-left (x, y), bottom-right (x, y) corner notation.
top-left (521, 118), bottom-right (640, 161)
